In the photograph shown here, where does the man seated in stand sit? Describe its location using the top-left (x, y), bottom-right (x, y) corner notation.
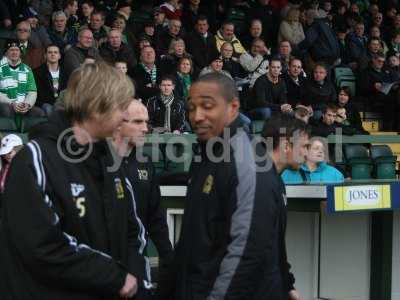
top-left (146, 76), bottom-right (186, 134)
top-left (0, 39), bottom-right (43, 118)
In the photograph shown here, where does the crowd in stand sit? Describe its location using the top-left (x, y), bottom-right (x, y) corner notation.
top-left (1, 0), bottom-right (400, 134)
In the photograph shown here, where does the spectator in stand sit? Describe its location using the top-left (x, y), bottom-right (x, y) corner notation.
top-left (215, 21), bottom-right (245, 58)
top-left (115, 0), bottom-right (132, 23)
top-left (369, 26), bottom-right (388, 55)
top-left (154, 7), bottom-right (167, 32)
top-left (146, 76), bottom-right (186, 133)
top-left (281, 137), bottom-right (344, 184)
top-left (388, 30), bottom-right (400, 56)
top-left (156, 19), bottom-right (183, 56)
top-left (336, 26), bottom-right (351, 66)
top-left (63, 28), bottom-right (99, 80)
top-left (310, 103), bottom-right (339, 137)
top-left (387, 52), bottom-right (400, 81)
top-left (199, 53), bottom-right (233, 80)
top-left (220, 42), bottom-right (245, 79)
top-left (249, 0), bottom-right (279, 48)
top-left (370, 12), bottom-right (383, 31)
top-left (302, 63), bottom-right (336, 118)
top-left (358, 37), bottom-right (384, 70)
top-left (131, 46), bottom-right (161, 104)
top-left (332, 1), bottom-right (347, 30)
top-left (239, 38), bottom-right (270, 88)
top-left (182, 0), bottom-right (204, 31)
top-left (64, 0), bottom-right (79, 32)
top-left (0, 0), bottom-right (12, 29)
top-left (251, 58), bottom-right (290, 119)
top-left (336, 86), bottom-right (366, 134)
top-left (160, 0), bottom-right (182, 21)
top-left (135, 37), bottom-right (152, 61)
top-left (359, 52), bottom-right (400, 130)
top-left (112, 14), bottom-right (136, 51)
top-left (15, 21), bottom-right (45, 70)
top-left (242, 19), bottom-right (264, 51)
top-left (174, 56), bottom-right (193, 100)
top-left (139, 22), bottom-right (156, 46)
top-left (278, 7), bottom-right (305, 49)
top-left (283, 58), bottom-right (306, 107)
top-left (79, 0), bottom-right (94, 27)
top-left (276, 40), bottom-right (292, 74)
top-left (33, 45), bottom-right (67, 116)
top-left (47, 11), bottom-right (77, 54)
top-left (0, 134), bottom-right (23, 196)
top-left (298, 8), bottom-right (340, 70)
top-left (159, 38), bottom-right (191, 76)
top-left (294, 105), bottom-right (311, 124)
top-left (0, 40), bottom-right (43, 117)
top-left (115, 61), bottom-right (128, 74)
top-left (347, 20), bottom-right (368, 70)
top-left (81, 11), bottom-right (109, 49)
top-left (22, 8), bottom-right (51, 50)
top-left (99, 29), bottom-right (136, 73)
top-left (185, 15), bottom-right (218, 73)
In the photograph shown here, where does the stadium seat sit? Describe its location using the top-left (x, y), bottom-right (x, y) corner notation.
top-left (344, 144), bottom-right (373, 179)
top-left (334, 67), bottom-right (355, 85)
top-left (250, 120), bottom-right (264, 134)
top-left (0, 117), bottom-right (18, 132)
top-left (370, 145), bottom-right (397, 179)
top-left (164, 143), bottom-right (191, 173)
top-left (20, 117), bottom-right (47, 133)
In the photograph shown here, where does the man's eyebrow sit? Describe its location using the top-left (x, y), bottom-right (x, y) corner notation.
top-left (188, 95), bottom-right (216, 102)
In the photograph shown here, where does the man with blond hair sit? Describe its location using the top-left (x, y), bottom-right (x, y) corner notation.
top-left (0, 62), bottom-right (151, 299)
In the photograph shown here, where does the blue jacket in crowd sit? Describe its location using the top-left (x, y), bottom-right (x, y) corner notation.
top-left (281, 162), bottom-right (344, 184)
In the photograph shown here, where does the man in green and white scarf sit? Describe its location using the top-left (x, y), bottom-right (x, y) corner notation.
top-left (0, 39), bottom-right (43, 117)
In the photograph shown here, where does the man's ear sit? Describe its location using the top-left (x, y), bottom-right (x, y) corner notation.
top-left (229, 97), bottom-right (240, 114)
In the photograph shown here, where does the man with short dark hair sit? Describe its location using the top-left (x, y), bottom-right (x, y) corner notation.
top-left (33, 44), bottom-right (67, 116)
top-left (146, 76), bottom-right (186, 133)
top-left (252, 58), bottom-right (290, 119)
top-left (310, 103), bottom-right (339, 137)
top-left (185, 15), bottom-right (218, 72)
top-left (163, 73), bottom-right (301, 300)
top-left (283, 58), bottom-right (306, 107)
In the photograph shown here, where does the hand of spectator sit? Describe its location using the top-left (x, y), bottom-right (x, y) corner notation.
top-left (281, 104), bottom-right (292, 113)
top-left (306, 105), bottom-right (313, 116)
top-left (119, 273), bottom-right (138, 298)
top-left (12, 102), bottom-right (25, 113)
top-left (146, 83), bottom-right (153, 88)
top-left (172, 130), bottom-right (181, 134)
top-left (19, 103), bottom-right (31, 114)
top-left (3, 19), bottom-right (12, 28)
top-left (288, 289), bottom-right (301, 300)
top-left (374, 82), bottom-right (382, 91)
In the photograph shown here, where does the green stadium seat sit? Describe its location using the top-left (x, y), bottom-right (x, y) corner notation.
top-left (250, 120), bottom-right (265, 134)
top-left (0, 117), bottom-right (17, 132)
top-left (21, 117), bottom-right (47, 133)
top-left (344, 144), bottom-right (373, 179)
top-left (370, 145), bottom-right (397, 179)
top-left (334, 67), bottom-right (355, 85)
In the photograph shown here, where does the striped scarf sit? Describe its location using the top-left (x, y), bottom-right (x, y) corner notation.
top-left (141, 63), bottom-right (157, 85)
top-left (161, 94), bottom-right (174, 132)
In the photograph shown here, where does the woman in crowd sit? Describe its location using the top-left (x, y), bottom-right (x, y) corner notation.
top-left (174, 56), bottom-right (193, 100)
top-left (278, 7), bottom-right (305, 49)
top-left (160, 38), bottom-right (191, 76)
top-left (220, 42), bottom-right (246, 79)
top-left (281, 137), bottom-right (344, 184)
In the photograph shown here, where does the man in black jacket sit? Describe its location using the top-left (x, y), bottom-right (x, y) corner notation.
top-left (283, 58), bottom-right (306, 107)
top-left (0, 62), bottom-right (150, 299)
top-left (185, 15), bottom-right (218, 74)
top-left (99, 29), bottom-right (137, 73)
top-left (33, 44), bottom-right (68, 116)
top-left (112, 100), bottom-right (174, 296)
top-left (161, 73), bottom-right (300, 299)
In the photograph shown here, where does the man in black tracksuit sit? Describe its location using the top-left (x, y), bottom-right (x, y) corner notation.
top-left (112, 100), bottom-right (173, 292)
top-left (0, 63), bottom-right (150, 299)
top-left (160, 73), bottom-right (300, 299)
